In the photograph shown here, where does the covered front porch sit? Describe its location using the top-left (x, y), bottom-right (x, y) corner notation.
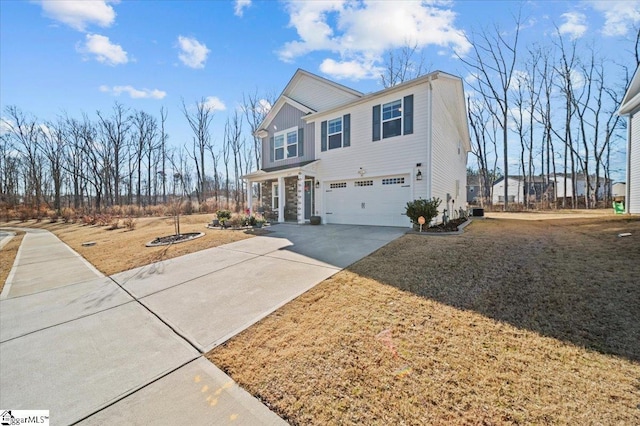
top-left (243, 161), bottom-right (319, 224)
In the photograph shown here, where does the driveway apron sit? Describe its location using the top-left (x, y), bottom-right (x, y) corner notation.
top-left (0, 224), bottom-right (403, 424)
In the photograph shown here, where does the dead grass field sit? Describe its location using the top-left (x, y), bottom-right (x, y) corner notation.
top-left (208, 216), bottom-right (640, 425)
top-left (0, 214), bottom-right (255, 276)
top-left (0, 231), bottom-right (25, 293)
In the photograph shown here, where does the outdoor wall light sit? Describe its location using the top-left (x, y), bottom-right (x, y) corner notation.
top-left (358, 167), bottom-right (366, 176)
top-left (416, 170), bottom-right (423, 180)
top-left (315, 181), bottom-right (320, 189)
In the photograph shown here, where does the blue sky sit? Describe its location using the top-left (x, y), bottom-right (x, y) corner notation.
top-left (1, 0), bottom-right (639, 178)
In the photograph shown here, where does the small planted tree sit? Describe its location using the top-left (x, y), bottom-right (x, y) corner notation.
top-left (405, 197), bottom-right (441, 229)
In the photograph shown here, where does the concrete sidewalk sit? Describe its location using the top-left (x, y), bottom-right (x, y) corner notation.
top-left (0, 224), bottom-right (403, 424)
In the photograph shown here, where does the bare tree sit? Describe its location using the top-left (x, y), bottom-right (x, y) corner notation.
top-left (97, 102), bottom-right (131, 206)
top-left (380, 42), bottom-right (430, 88)
top-left (459, 11), bottom-right (522, 209)
top-left (182, 98), bottom-right (214, 204)
top-left (38, 118), bottom-right (66, 214)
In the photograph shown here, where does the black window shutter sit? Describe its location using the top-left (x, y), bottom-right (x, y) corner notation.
top-left (321, 120), bottom-right (327, 151)
top-left (298, 127), bottom-right (304, 157)
top-left (372, 105), bottom-right (381, 141)
top-left (343, 114), bottom-right (350, 147)
top-left (269, 136), bottom-right (274, 162)
top-left (404, 95), bottom-right (413, 135)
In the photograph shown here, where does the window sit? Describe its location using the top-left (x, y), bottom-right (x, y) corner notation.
top-left (330, 182), bottom-right (347, 189)
top-left (287, 130), bottom-right (297, 158)
top-left (272, 127), bottom-right (298, 161)
top-left (372, 94), bottom-right (413, 141)
top-left (272, 183), bottom-right (279, 209)
top-left (328, 118), bottom-right (342, 149)
top-left (382, 100), bottom-right (402, 138)
top-left (382, 177), bottom-right (405, 185)
top-left (274, 135), bottom-right (284, 161)
top-left (321, 114), bottom-right (350, 151)
top-left (355, 180), bottom-right (373, 187)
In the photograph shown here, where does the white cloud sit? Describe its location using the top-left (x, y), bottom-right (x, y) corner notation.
top-left (177, 36), bottom-right (210, 69)
top-left (234, 0), bottom-right (251, 17)
top-left (277, 0), bottom-right (470, 81)
top-left (201, 96), bottom-right (226, 112)
top-left (256, 99), bottom-right (271, 115)
top-left (319, 58), bottom-right (380, 81)
top-left (558, 12), bottom-right (588, 40)
top-left (78, 33), bottom-right (128, 65)
top-left (100, 85), bottom-right (166, 99)
top-left (591, 1), bottom-right (640, 36)
top-left (38, 0), bottom-right (117, 32)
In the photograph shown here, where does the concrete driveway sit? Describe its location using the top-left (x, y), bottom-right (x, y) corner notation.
top-left (0, 224), bottom-right (403, 424)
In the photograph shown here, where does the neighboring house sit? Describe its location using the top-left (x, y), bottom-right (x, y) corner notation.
top-left (618, 64), bottom-right (640, 214)
top-left (492, 176), bottom-right (525, 204)
top-left (551, 173), bottom-right (610, 200)
top-left (492, 175), bottom-right (554, 205)
top-left (612, 182), bottom-right (626, 200)
top-left (467, 175), bottom-right (481, 204)
top-left (243, 69), bottom-right (470, 227)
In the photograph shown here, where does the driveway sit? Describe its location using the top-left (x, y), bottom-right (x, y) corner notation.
top-left (0, 224), bottom-right (403, 424)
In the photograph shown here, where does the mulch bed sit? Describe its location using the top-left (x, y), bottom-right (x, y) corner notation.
top-left (146, 232), bottom-right (204, 247)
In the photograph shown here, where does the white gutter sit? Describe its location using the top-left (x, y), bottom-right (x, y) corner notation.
top-left (426, 75), bottom-right (433, 200)
top-left (627, 112), bottom-right (632, 214)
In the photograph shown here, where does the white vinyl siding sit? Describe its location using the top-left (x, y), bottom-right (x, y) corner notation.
top-left (429, 78), bottom-right (468, 215)
top-left (629, 112), bottom-right (640, 213)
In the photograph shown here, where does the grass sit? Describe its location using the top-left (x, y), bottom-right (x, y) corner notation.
top-left (207, 217), bottom-right (640, 425)
top-left (0, 231), bottom-right (25, 293)
top-left (0, 214), bottom-right (256, 276)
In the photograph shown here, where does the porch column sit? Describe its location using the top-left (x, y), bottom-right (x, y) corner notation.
top-left (297, 172), bottom-right (305, 224)
top-left (246, 179), bottom-right (252, 214)
top-left (277, 176), bottom-right (285, 222)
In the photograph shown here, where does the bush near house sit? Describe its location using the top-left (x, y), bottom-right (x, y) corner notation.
top-left (405, 197), bottom-right (441, 227)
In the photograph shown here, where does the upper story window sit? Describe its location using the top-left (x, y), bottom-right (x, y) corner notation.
top-left (372, 94), bottom-right (413, 141)
top-left (272, 127), bottom-right (299, 161)
top-left (382, 100), bottom-right (402, 138)
top-left (321, 114), bottom-right (350, 152)
top-left (328, 118), bottom-right (343, 149)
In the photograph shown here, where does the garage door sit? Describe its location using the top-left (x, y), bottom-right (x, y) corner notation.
top-left (324, 175), bottom-right (411, 227)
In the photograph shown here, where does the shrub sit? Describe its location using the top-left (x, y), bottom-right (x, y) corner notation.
top-left (227, 214), bottom-right (245, 228)
top-left (123, 216), bottom-right (136, 230)
top-left (107, 218), bottom-right (120, 230)
top-left (405, 197), bottom-right (442, 227)
top-left (216, 209), bottom-right (232, 220)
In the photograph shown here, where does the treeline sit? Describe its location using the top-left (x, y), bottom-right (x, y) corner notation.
top-left (462, 14), bottom-right (639, 209)
top-left (0, 92), bottom-right (272, 220)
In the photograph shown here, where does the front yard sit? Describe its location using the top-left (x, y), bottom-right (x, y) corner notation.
top-left (208, 217), bottom-right (640, 424)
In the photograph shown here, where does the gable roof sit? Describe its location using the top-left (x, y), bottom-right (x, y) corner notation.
top-left (619, 64), bottom-right (640, 115)
top-left (302, 70), bottom-right (471, 152)
top-left (256, 69), bottom-right (363, 135)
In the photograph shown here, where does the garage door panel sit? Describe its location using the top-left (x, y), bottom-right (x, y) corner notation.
top-left (324, 175), bottom-right (411, 227)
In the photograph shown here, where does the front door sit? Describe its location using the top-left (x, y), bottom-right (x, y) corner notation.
top-left (304, 179), bottom-right (314, 220)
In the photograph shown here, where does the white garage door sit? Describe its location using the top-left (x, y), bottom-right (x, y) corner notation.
top-left (324, 175), bottom-right (411, 227)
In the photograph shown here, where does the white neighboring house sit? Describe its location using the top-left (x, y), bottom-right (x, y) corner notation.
top-left (243, 69), bottom-right (470, 227)
top-left (619, 64), bottom-right (640, 214)
top-left (492, 176), bottom-right (525, 204)
top-left (550, 174), bottom-right (610, 200)
top-left (612, 182), bottom-right (626, 199)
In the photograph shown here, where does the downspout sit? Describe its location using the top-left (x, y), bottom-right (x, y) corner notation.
top-left (426, 75), bottom-right (433, 200)
top-left (626, 113), bottom-right (632, 214)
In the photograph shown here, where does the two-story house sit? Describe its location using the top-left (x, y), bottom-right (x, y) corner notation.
top-left (243, 69), bottom-right (470, 227)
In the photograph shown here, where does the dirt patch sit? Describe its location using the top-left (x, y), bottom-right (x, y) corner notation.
top-left (0, 214), bottom-right (254, 276)
top-left (208, 216), bottom-right (640, 425)
top-left (0, 231), bottom-right (25, 293)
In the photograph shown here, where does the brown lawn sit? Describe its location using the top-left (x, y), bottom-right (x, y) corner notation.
top-left (207, 217), bottom-right (640, 425)
top-left (0, 214), bottom-right (256, 276)
top-left (0, 230), bottom-right (25, 293)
